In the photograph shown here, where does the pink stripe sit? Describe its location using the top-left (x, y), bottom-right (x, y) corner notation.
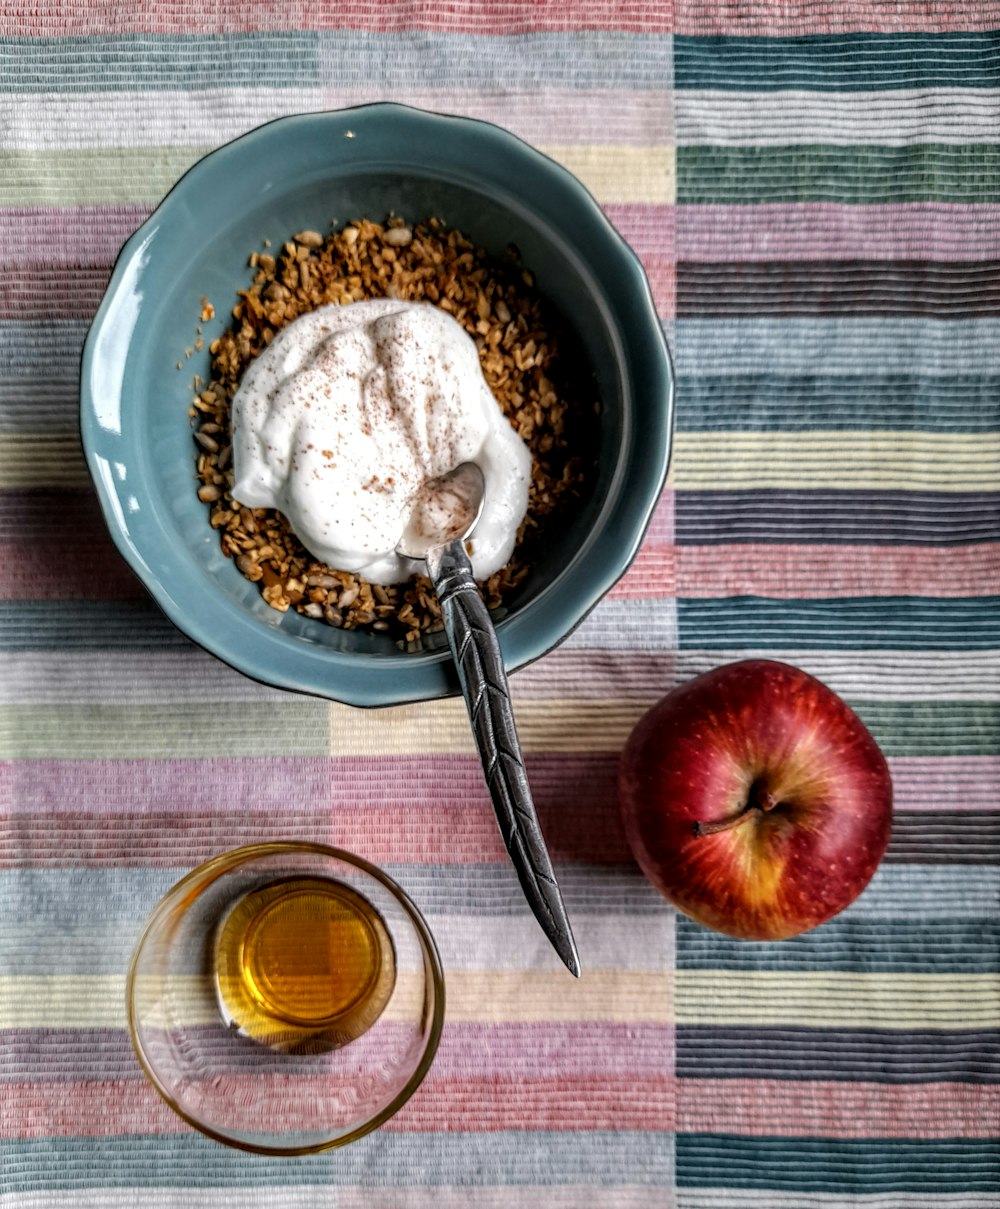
top-left (609, 543), bottom-right (1000, 600)
top-left (0, 1021), bottom-right (672, 1081)
top-left (677, 1078), bottom-right (997, 1138)
top-left (4, 1075), bottom-right (992, 1139)
top-left (638, 487), bottom-right (674, 545)
top-left (1, 752), bottom-right (992, 868)
top-left (0, 206), bottom-right (150, 266)
top-left (0, 1072), bottom-right (674, 1137)
top-left (0, 1), bottom-right (673, 36)
top-left (0, 203), bottom-right (673, 321)
top-left (0, 543), bottom-right (145, 601)
top-left (0, 492), bottom-right (675, 602)
top-left (677, 203), bottom-right (1000, 263)
top-left (604, 203), bottom-right (676, 269)
top-left (0, 753), bottom-right (634, 866)
top-left (676, 3), bottom-right (1000, 35)
top-left (0, 266), bottom-right (109, 320)
top-left (1, 205), bottom-right (674, 263)
top-left (0, 1083), bottom-right (672, 1136)
top-left (887, 755), bottom-right (1000, 811)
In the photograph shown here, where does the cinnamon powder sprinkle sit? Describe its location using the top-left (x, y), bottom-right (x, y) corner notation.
top-left (191, 216), bottom-right (593, 648)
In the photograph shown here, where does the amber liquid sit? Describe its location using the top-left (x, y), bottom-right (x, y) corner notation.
top-left (213, 876), bottom-right (396, 1054)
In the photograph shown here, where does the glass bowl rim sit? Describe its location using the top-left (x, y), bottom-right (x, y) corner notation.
top-left (126, 840), bottom-right (446, 1155)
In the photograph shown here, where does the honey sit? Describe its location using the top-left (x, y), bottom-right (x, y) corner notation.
top-left (213, 876), bottom-right (395, 1054)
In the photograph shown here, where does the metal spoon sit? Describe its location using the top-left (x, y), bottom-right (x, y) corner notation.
top-left (397, 462), bottom-right (580, 977)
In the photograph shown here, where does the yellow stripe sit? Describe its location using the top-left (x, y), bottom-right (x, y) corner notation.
top-left (674, 431), bottom-right (1000, 491)
top-left (0, 146), bottom-right (206, 207)
top-left (537, 144), bottom-right (675, 204)
top-left (8, 970), bottom-right (995, 1030)
top-left (0, 434), bottom-right (89, 489)
top-left (0, 970), bottom-right (671, 1028)
top-left (445, 969), bottom-right (671, 1022)
top-left (0, 145), bottom-right (674, 208)
top-left (330, 697), bottom-right (648, 757)
top-left (676, 970), bottom-right (1000, 1029)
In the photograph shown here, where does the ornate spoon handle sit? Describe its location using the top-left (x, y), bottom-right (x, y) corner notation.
top-left (426, 539), bottom-right (580, 976)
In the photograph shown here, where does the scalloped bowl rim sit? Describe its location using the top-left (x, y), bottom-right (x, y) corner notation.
top-left (80, 103), bottom-right (674, 706)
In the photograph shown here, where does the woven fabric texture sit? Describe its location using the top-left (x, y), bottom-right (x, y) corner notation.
top-left (1, 3), bottom-right (998, 1204)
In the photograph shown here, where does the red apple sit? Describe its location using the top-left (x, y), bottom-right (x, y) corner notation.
top-left (619, 659), bottom-right (892, 940)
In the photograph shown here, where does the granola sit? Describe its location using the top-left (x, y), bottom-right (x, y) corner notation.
top-left (190, 216), bottom-right (593, 647)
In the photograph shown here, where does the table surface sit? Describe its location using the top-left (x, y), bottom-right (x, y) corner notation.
top-left (2, 3), bottom-right (999, 1204)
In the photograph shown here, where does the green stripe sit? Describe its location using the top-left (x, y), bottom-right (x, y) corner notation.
top-left (676, 374), bottom-right (1000, 434)
top-left (674, 32), bottom-right (1000, 92)
top-left (677, 146), bottom-right (1000, 205)
top-left (0, 147), bottom-right (207, 207)
top-left (0, 32), bottom-right (321, 92)
top-left (677, 597), bottom-right (1000, 651)
top-left (851, 701), bottom-right (1000, 758)
top-left (0, 703), bottom-right (330, 758)
top-left (0, 31), bottom-right (667, 94)
top-left (676, 917), bottom-right (1000, 974)
top-left (676, 1135), bottom-right (998, 1193)
top-left (0, 1131), bottom-right (671, 1190)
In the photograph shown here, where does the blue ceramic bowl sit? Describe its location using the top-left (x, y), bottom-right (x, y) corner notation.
top-left (80, 104), bottom-right (673, 706)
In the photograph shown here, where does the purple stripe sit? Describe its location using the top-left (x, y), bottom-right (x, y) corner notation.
top-left (3, 753), bottom-right (996, 816)
top-left (677, 203), bottom-right (1000, 262)
top-left (0, 752), bottom-right (634, 866)
top-left (0, 206), bottom-right (151, 265)
top-left (0, 1021), bottom-right (673, 1083)
top-left (0, 200), bottom-right (674, 268)
top-left (0, 755), bottom-right (334, 815)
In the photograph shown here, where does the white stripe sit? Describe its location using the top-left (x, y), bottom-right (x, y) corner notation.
top-left (0, 1190), bottom-right (661, 1209)
top-left (2, 649), bottom-right (998, 706)
top-left (676, 87), bottom-right (1000, 146)
top-left (0, 88), bottom-right (672, 152)
top-left (0, 89), bottom-right (322, 151)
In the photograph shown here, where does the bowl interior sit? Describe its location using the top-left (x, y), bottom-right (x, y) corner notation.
top-left (83, 108), bottom-right (671, 703)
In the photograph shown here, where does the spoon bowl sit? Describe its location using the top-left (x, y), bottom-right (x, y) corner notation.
top-left (395, 462), bottom-right (486, 561)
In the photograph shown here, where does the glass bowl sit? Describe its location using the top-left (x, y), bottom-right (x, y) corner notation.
top-left (127, 843), bottom-right (444, 1154)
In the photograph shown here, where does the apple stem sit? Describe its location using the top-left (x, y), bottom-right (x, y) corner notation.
top-left (693, 784), bottom-right (779, 837)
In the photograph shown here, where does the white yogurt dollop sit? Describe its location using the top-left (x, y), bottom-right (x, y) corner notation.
top-left (230, 300), bottom-right (531, 584)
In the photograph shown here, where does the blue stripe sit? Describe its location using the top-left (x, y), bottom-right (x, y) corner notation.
top-left (0, 1131), bottom-right (673, 1189)
top-left (0, 31), bottom-right (671, 93)
top-left (6, 599), bottom-right (996, 657)
top-left (0, 32), bottom-right (322, 91)
top-left (316, 30), bottom-right (671, 90)
top-left (676, 916), bottom-right (1000, 974)
top-left (2, 863), bottom-right (996, 926)
top-left (673, 318), bottom-right (1000, 377)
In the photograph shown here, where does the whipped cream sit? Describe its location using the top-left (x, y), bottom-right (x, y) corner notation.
top-left (230, 300), bottom-right (531, 584)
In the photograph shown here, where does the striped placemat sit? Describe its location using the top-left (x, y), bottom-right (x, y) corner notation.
top-left (1, 4), bottom-right (998, 1205)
